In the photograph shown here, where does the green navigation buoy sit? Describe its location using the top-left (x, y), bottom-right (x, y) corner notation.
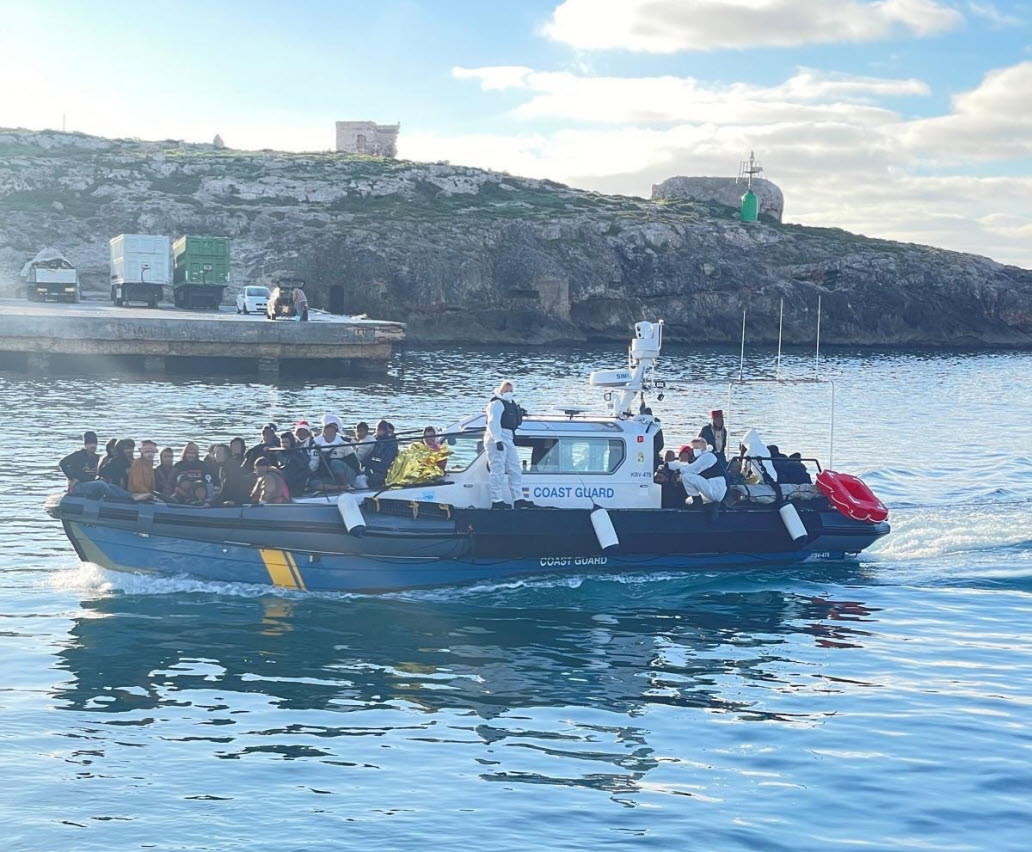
top-left (740, 189), bottom-right (758, 223)
top-left (738, 151), bottom-right (763, 223)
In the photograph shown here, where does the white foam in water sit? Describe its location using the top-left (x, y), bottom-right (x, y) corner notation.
top-left (870, 502), bottom-right (1032, 580)
top-left (46, 561), bottom-right (308, 599)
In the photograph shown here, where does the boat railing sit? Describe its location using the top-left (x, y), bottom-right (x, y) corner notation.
top-left (735, 454), bottom-right (822, 474)
top-left (300, 427), bottom-right (487, 488)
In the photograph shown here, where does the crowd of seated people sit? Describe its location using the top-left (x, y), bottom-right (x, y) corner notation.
top-left (60, 409), bottom-right (814, 512)
top-left (58, 415), bottom-right (441, 506)
top-left (653, 409), bottom-right (812, 509)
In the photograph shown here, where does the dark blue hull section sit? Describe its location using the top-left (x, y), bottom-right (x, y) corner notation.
top-left (50, 494), bottom-right (889, 592)
top-left (65, 520), bottom-right (858, 593)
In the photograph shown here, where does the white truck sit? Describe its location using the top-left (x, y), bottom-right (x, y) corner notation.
top-left (109, 234), bottom-right (171, 307)
top-left (22, 248), bottom-right (79, 302)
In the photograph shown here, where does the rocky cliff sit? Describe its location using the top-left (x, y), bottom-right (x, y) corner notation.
top-left (1, 128), bottom-right (1029, 347)
top-left (651, 176), bottom-right (784, 223)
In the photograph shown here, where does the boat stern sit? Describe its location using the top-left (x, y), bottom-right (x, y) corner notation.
top-left (808, 511), bottom-right (890, 557)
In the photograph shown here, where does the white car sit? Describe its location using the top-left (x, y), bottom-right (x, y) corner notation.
top-left (236, 286), bottom-right (270, 315)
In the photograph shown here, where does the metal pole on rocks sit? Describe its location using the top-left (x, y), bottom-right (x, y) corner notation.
top-left (738, 307), bottom-right (747, 382)
top-left (815, 294), bottom-right (822, 379)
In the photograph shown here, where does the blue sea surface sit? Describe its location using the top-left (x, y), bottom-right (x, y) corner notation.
top-left (1, 345), bottom-right (1030, 851)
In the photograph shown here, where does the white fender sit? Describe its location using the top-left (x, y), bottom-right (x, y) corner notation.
top-left (337, 493), bottom-right (367, 537)
top-left (779, 503), bottom-right (807, 543)
top-left (590, 506), bottom-right (619, 553)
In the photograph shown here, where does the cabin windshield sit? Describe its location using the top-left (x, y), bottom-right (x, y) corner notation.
top-left (245, 287), bottom-right (269, 297)
top-left (442, 431), bottom-right (485, 473)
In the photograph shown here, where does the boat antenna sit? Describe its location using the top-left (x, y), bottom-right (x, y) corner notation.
top-left (738, 307), bottom-right (747, 382)
top-left (815, 294), bottom-right (822, 380)
top-left (775, 297), bottom-right (784, 380)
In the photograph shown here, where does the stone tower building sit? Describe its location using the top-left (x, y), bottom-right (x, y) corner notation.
top-left (334, 121), bottom-right (400, 157)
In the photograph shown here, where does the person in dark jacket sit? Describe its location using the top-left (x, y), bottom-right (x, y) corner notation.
top-left (779, 452), bottom-right (813, 485)
top-left (175, 442), bottom-right (217, 501)
top-left (210, 443), bottom-right (252, 504)
top-left (96, 437), bottom-right (118, 482)
top-left (174, 442), bottom-right (206, 477)
top-left (244, 424), bottom-right (281, 472)
top-left (229, 436), bottom-right (247, 465)
top-left (153, 447), bottom-right (177, 498)
top-left (275, 431), bottom-right (310, 497)
top-left (59, 431), bottom-right (99, 491)
top-left (653, 448), bottom-right (685, 509)
top-left (98, 438), bottom-right (134, 490)
top-left (699, 409), bottom-right (728, 461)
top-left (364, 420), bottom-right (399, 489)
top-left (767, 444), bottom-right (789, 480)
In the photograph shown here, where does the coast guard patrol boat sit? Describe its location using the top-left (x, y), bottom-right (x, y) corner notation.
top-left (46, 321), bottom-right (889, 592)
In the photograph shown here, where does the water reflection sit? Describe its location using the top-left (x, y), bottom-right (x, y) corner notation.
top-left (48, 577), bottom-right (879, 796)
top-left (55, 580), bottom-right (876, 721)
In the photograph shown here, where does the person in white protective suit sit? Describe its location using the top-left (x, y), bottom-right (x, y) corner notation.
top-left (484, 381), bottom-right (534, 510)
top-left (668, 438), bottom-right (728, 505)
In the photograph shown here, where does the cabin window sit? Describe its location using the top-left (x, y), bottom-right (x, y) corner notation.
top-left (443, 433), bottom-right (485, 472)
top-left (514, 437), bottom-right (625, 475)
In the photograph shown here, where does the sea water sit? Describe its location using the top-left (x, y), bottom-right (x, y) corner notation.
top-left (1, 345), bottom-right (1030, 851)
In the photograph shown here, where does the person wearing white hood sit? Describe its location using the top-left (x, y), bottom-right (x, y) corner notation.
top-left (484, 380), bottom-right (533, 509)
top-left (309, 414), bottom-right (359, 489)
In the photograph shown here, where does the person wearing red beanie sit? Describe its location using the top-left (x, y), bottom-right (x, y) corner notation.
top-left (699, 409), bottom-right (727, 460)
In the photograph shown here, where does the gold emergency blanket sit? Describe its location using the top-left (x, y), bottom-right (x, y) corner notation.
top-left (385, 442), bottom-right (451, 487)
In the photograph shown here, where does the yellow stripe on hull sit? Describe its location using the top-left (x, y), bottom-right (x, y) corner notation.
top-left (260, 548), bottom-right (305, 590)
top-left (285, 551), bottom-right (306, 590)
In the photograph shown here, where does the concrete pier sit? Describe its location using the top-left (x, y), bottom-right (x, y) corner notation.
top-left (0, 300), bottom-right (405, 377)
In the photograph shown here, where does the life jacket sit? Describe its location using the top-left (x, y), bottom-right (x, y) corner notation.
top-left (491, 396), bottom-right (524, 431)
top-left (261, 469), bottom-right (291, 503)
top-left (697, 452), bottom-right (724, 479)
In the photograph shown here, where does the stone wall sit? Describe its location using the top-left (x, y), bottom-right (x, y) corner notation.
top-left (652, 176), bottom-right (784, 222)
top-left (334, 122), bottom-right (399, 157)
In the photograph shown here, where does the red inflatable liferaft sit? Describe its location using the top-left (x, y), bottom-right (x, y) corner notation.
top-left (816, 470), bottom-right (889, 524)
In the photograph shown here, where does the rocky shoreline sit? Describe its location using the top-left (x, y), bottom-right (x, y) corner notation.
top-left (1, 128), bottom-right (1029, 347)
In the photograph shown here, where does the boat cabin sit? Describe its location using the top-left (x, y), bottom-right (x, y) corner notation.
top-left (395, 413), bottom-right (661, 511)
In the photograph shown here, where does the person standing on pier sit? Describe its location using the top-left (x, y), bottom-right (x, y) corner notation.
top-left (59, 431), bottom-right (99, 492)
top-left (485, 381), bottom-right (533, 510)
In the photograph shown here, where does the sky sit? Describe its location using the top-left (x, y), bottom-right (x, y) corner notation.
top-left (1, 0), bottom-right (1030, 266)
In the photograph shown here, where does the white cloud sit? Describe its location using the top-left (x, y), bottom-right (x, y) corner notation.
top-left (967, 1), bottom-right (1024, 27)
top-left (452, 66), bottom-right (535, 91)
top-left (544, 0), bottom-right (964, 53)
top-left (451, 66), bottom-right (926, 125)
top-left (900, 61), bottom-right (1032, 160)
